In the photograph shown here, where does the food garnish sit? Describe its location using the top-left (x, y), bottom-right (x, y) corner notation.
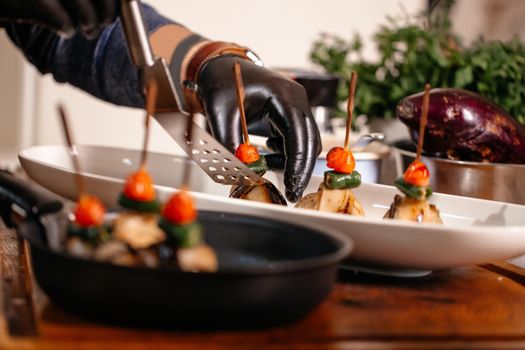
top-left (74, 194), bottom-right (106, 227)
top-left (296, 71), bottom-right (364, 216)
top-left (118, 80), bottom-right (161, 213)
top-left (384, 84), bottom-right (442, 223)
top-left (58, 105), bottom-right (111, 255)
top-left (229, 62), bottom-right (285, 205)
top-left (157, 110), bottom-right (218, 272)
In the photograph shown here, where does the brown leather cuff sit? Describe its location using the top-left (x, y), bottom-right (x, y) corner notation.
top-left (183, 41), bottom-right (262, 113)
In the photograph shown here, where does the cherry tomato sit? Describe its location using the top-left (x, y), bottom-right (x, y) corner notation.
top-left (404, 160), bottom-right (430, 187)
top-left (74, 195), bottom-right (106, 227)
top-left (235, 143), bottom-right (259, 164)
top-left (123, 168), bottom-right (156, 202)
top-left (326, 147), bottom-right (355, 174)
top-left (163, 190), bottom-right (197, 225)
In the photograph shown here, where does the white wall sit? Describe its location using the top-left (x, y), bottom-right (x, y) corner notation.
top-left (0, 33), bottom-right (37, 167)
top-left (0, 0), bottom-right (423, 163)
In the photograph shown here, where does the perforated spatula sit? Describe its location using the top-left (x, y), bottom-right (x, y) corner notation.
top-left (120, 0), bottom-right (262, 186)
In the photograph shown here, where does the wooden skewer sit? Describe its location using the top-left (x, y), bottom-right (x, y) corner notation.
top-left (57, 104), bottom-right (85, 199)
top-left (140, 79), bottom-right (158, 170)
top-left (416, 83), bottom-right (431, 162)
top-left (344, 71), bottom-right (358, 150)
top-left (233, 62), bottom-right (250, 145)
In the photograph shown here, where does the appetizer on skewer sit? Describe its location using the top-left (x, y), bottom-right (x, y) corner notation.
top-left (296, 71), bottom-right (364, 216)
top-left (159, 189), bottom-right (218, 272)
top-left (113, 80), bottom-right (165, 251)
top-left (384, 84), bottom-right (443, 223)
top-left (158, 111), bottom-right (217, 272)
top-left (228, 62), bottom-right (287, 205)
top-left (58, 105), bottom-right (112, 258)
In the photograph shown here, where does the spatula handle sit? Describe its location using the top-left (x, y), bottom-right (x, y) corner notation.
top-left (120, 0), bottom-right (155, 68)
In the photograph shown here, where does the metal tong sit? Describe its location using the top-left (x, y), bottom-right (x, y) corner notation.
top-left (120, 0), bottom-right (262, 186)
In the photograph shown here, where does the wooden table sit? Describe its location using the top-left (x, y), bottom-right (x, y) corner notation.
top-left (2, 222), bottom-right (525, 349)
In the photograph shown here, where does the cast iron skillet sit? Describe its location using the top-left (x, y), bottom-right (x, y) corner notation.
top-left (0, 171), bottom-right (352, 329)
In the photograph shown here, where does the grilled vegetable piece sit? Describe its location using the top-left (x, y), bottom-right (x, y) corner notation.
top-left (119, 168), bottom-right (161, 213)
top-left (159, 220), bottom-right (203, 248)
top-left (66, 237), bottom-right (94, 259)
top-left (123, 168), bottom-right (156, 201)
top-left (383, 194), bottom-right (443, 224)
top-left (160, 190), bottom-right (218, 272)
top-left (246, 156), bottom-right (268, 175)
top-left (324, 171), bottom-right (361, 189)
top-left (113, 212), bottom-right (166, 250)
top-left (67, 223), bottom-right (111, 244)
top-left (394, 178), bottom-right (433, 201)
top-left (403, 160), bottom-right (430, 187)
top-left (162, 191), bottom-right (197, 225)
top-left (326, 147), bottom-right (356, 173)
top-left (235, 143), bottom-right (260, 164)
top-left (230, 181), bottom-right (287, 206)
top-left (317, 184), bottom-right (364, 216)
top-left (177, 245), bottom-right (218, 272)
top-left (295, 184), bottom-right (364, 216)
top-left (397, 88), bottom-right (525, 163)
top-left (295, 192), bottom-right (319, 210)
top-left (74, 195), bottom-right (106, 227)
top-left (118, 194), bottom-right (161, 213)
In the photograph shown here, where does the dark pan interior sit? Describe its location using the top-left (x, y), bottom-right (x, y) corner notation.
top-left (22, 210), bottom-right (350, 329)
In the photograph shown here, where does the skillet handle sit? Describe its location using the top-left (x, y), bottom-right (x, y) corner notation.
top-left (0, 170), bottom-right (63, 227)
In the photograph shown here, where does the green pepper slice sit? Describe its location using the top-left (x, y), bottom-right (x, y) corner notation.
top-left (159, 218), bottom-right (203, 248)
top-left (323, 170), bottom-right (362, 189)
top-left (67, 223), bottom-right (111, 244)
top-left (118, 193), bottom-right (161, 213)
top-left (394, 177), bottom-right (433, 200)
top-left (247, 156), bottom-right (268, 176)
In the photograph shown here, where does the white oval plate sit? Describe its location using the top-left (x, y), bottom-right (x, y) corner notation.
top-left (19, 145), bottom-right (525, 270)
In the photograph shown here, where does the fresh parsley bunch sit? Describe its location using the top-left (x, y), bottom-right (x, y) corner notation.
top-left (310, 8), bottom-right (525, 126)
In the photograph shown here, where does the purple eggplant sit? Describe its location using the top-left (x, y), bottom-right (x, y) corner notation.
top-left (397, 88), bottom-right (525, 164)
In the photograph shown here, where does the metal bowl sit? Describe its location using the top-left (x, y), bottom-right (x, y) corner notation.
top-left (393, 140), bottom-right (525, 205)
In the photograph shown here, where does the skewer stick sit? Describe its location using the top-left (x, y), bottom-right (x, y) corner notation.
top-left (182, 112), bottom-right (196, 191)
top-left (416, 83), bottom-right (431, 162)
top-left (57, 104), bottom-right (85, 199)
top-left (233, 62), bottom-right (250, 145)
top-left (344, 71), bottom-right (358, 150)
top-left (140, 79), bottom-right (158, 170)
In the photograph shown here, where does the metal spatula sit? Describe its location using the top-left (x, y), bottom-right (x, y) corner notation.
top-left (120, 0), bottom-right (262, 186)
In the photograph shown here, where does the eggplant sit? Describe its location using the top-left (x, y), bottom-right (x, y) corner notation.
top-left (383, 195), bottom-right (442, 224)
top-left (113, 212), bottom-right (166, 250)
top-left (295, 184), bottom-right (365, 216)
top-left (230, 181), bottom-right (287, 206)
top-left (397, 88), bottom-right (525, 163)
top-left (177, 245), bottom-right (218, 272)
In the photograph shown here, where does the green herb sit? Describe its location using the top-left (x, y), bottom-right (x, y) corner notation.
top-left (310, 3), bottom-right (525, 126)
top-left (394, 178), bottom-right (433, 200)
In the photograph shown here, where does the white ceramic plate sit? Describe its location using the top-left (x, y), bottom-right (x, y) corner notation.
top-left (19, 145), bottom-right (525, 270)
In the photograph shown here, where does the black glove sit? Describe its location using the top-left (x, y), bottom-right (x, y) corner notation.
top-left (0, 0), bottom-right (119, 39)
top-left (198, 56), bottom-right (321, 202)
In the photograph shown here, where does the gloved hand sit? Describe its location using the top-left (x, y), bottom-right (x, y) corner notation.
top-left (0, 0), bottom-right (119, 39)
top-left (198, 56), bottom-right (322, 202)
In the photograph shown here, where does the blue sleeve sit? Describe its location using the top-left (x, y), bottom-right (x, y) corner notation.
top-left (5, 4), bottom-right (173, 108)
